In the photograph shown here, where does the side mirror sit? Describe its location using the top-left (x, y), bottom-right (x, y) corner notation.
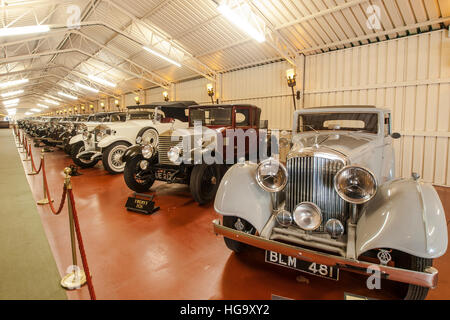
top-left (391, 132), bottom-right (401, 139)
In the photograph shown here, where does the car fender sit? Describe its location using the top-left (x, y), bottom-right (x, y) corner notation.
top-left (69, 134), bottom-right (83, 145)
top-left (356, 178), bottom-right (448, 259)
top-left (122, 145), bottom-right (142, 162)
top-left (98, 136), bottom-right (133, 149)
top-left (214, 162), bottom-right (272, 233)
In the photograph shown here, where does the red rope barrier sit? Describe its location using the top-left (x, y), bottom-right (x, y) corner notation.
top-left (29, 145), bottom-right (42, 174)
top-left (41, 158), bottom-right (67, 215)
top-left (68, 188), bottom-right (96, 300)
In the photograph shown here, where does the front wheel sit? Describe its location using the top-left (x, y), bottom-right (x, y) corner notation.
top-left (102, 141), bottom-right (131, 174)
top-left (123, 155), bottom-right (155, 192)
top-left (223, 216), bottom-right (255, 253)
top-left (189, 164), bottom-right (224, 205)
top-left (393, 251), bottom-right (433, 300)
top-left (70, 141), bottom-right (98, 168)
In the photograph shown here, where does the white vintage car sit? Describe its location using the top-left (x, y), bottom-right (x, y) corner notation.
top-left (73, 101), bottom-right (196, 174)
top-left (68, 111), bottom-right (127, 159)
top-left (213, 105), bottom-right (448, 300)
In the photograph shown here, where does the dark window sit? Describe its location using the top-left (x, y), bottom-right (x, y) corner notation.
top-left (298, 112), bottom-right (379, 134)
top-left (235, 108), bottom-right (250, 127)
top-left (190, 108), bottom-right (232, 126)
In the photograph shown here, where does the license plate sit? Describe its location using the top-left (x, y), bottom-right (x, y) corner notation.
top-left (265, 251), bottom-right (339, 281)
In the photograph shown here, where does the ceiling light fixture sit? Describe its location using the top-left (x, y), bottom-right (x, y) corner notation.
top-left (3, 98), bottom-right (20, 105)
top-left (142, 46), bottom-right (182, 67)
top-left (4, 103), bottom-right (18, 108)
top-left (25, 112), bottom-right (33, 115)
top-left (0, 25), bottom-right (50, 37)
top-left (58, 92), bottom-right (77, 100)
top-left (1, 89), bottom-right (24, 98)
top-left (7, 108), bottom-right (16, 115)
top-left (76, 82), bottom-right (99, 93)
top-left (30, 108), bottom-right (41, 113)
top-left (218, 2), bottom-right (266, 43)
top-left (37, 103), bottom-right (49, 109)
top-left (0, 79), bottom-right (29, 89)
top-left (88, 75), bottom-right (116, 88)
top-left (44, 99), bottom-right (59, 106)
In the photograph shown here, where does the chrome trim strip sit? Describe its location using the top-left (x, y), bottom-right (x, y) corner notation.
top-left (213, 219), bottom-right (438, 288)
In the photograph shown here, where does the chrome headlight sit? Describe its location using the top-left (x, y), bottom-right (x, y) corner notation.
top-left (142, 145), bottom-right (155, 159)
top-left (255, 159), bottom-right (288, 193)
top-left (167, 146), bottom-right (183, 164)
top-left (293, 202), bottom-right (322, 231)
top-left (82, 130), bottom-right (91, 141)
top-left (334, 166), bottom-right (377, 204)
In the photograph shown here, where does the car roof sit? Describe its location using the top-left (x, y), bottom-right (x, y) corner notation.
top-left (127, 101), bottom-right (198, 110)
top-left (298, 105), bottom-right (390, 114)
top-left (190, 104), bottom-right (260, 110)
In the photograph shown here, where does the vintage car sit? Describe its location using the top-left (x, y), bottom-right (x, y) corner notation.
top-left (64, 112), bottom-right (126, 155)
top-left (122, 103), bottom-right (270, 205)
top-left (74, 101), bottom-right (196, 174)
top-left (213, 106), bottom-right (448, 300)
top-left (69, 111), bottom-right (128, 167)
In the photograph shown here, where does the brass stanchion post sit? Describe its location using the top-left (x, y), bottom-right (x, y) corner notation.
top-left (37, 152), bottom-right (53, 205)
top-left (61, 168), bottom-right (87, 290)
top-left (23, 143), bottom-right (31, 162)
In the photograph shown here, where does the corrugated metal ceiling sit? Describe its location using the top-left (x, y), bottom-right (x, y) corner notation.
top-left (0, 0), bottom-right (448, 110)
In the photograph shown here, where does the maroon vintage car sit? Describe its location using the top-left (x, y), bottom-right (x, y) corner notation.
top-left (122, 104), bottom-right (271, 205)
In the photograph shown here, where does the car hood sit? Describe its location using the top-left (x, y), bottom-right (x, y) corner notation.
top-left (291, 131), bottom-right (382, 162)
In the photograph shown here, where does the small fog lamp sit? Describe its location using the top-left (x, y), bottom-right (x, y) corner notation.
top-left (276, 210), bottom-right (293, 227)
top-left (325, 219), bottom-right (344, 239)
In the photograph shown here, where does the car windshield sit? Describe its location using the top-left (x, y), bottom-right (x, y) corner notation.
top-left (108, 114), bottom-right (126, 122)
top-left (190, 107), bottom-right (232, 126)
top-left (298, 112), bottom-right (378, 134)
top-left (127, 112), bottom-right (153, 120)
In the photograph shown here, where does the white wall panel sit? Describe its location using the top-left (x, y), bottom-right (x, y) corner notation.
top-left (304, 30), bottom-right (450, 186)
top-left (220, 60), bottom-right (300, 130)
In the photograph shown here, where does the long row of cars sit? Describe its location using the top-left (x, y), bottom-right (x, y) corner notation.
top-left (17, 102), bottom-right (447, 300)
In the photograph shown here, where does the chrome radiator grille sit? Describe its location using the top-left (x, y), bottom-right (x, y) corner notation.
top-left (158, 135), bottom-right (182, 165)
top-left (286, 156), bottom-right (349, 232)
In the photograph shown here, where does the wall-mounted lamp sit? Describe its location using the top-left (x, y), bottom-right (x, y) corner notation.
top-left (74, 106), bottom-right (78, 113)
top-left (81, 105), bottom-right (85, 113)
top-left (100, 102), bottom-right (105, 110)
top-left (163, 91), bottom-right (169, 102)
top-left (207, 83), bottom-right (215, 104)
top-left (135, 96), bottom-right (140, 105)
top-left (115, 99), bottom-right (120, 109)
top-left (286, 69), bottom-right (298, 111)
top-left (89, 104), bottom-right (94, 112)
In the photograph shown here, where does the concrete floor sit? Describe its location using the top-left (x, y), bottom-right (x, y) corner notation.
top-left (16, 129), bottom-right (450, 300)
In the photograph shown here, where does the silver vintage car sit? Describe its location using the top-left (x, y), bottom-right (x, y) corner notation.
top-left (213, 106), bottom-right (448, 300)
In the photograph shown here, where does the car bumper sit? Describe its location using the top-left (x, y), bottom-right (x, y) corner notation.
top-left (212, 219), bottom-right (438, 289)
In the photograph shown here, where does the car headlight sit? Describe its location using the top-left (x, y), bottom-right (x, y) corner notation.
top-left (255, 158), bottom-right (288, 193)
top-left (168, 146), bottom-right (183, 164)
top-left (82, 130), bottom-right (91, 141)
top-left (136, 136), bottom-right (142, 144)
top-left (142, 145), bottom-right (155, 159)
top-left (293, 202), bottom-right (322, 231)
top-left (334, 165), bottom-right (377, 204)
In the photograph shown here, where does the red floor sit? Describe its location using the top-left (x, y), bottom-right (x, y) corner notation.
top-left (17, 133), bottom-right (450, 300)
